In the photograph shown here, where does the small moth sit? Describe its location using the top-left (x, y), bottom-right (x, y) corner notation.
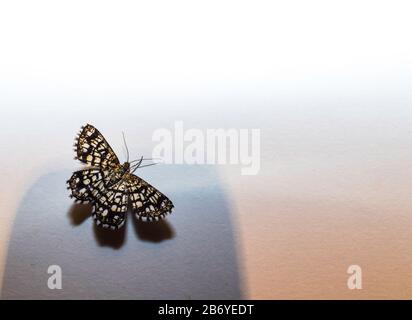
top-left (67, 124), bottom-right (174, 230)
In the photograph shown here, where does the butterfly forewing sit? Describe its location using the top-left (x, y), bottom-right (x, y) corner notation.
top-left (75, 124), bottom-right (120, 168)
top-left (126, 174), bottom-right (174, 221)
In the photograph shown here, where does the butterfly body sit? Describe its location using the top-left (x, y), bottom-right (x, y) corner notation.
top-left (67, 124), bottom-right (174, 230)
top-left (106, 162), bottom-right (131, 187)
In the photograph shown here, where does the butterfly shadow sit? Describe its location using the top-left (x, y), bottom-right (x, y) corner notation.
top-left (2, 165), bottom-right (242, 299)
top-left (67, 203), bottom-right (174, 248)
top-left (132, 215), bottom-right (175, 243)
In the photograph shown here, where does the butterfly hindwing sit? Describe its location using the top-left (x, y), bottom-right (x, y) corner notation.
top-left (67, 168), bottom-right (109, 203)
top-left (93, 179), bottom-right (129, 229)
top-left (74, 124), bottom-right (120, 168)
top-left (126, 174), bottom-right (174, 221)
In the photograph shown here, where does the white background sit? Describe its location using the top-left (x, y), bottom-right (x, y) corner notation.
top-left (1, 1), bottom-right (412, 299)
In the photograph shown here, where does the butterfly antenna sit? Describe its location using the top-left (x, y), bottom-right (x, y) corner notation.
top-left (122, 131), bottom-right (129, 162)
top-left (130, 156), bottom-right (144, 170)
top-left (131, 162), bottom-right (158, 174)
top-left (139, 163), bottom-right (159, 169)
top-left (129, 157), bottom-right (162, 164)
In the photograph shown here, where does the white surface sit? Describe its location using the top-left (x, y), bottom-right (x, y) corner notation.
top-left (1, 1), bottom-right (412, 299)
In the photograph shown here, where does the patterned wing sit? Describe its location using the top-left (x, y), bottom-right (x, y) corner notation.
top-left (126, 174), bottom-right (174, 221)
top-left (67, 169), bottom-right (110, 203)
top-left (92, 179), bottom-right (129, 230)
top-left (67, 168), bottom-right (128, 229)
top-left (74, 124), bottom-right (120, 168)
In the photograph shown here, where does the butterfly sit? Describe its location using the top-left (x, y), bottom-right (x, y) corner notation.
top-left (67, 124), bottom-right (174, 230)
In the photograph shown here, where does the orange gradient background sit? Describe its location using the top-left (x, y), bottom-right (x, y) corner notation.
top-left (1, 1), bottom-right (412, 299)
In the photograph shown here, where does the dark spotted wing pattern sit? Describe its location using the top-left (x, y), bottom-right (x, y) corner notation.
top-left (126, 174), bottom-right (174, 221)
top-left (74, 124), bottom-right (120, 168)
top-left (67, 168), bottom-right (109, 203)
top-left (67, 124), bottom-right (174, 230)
top-left (92, 179), bottom-right (129, 229)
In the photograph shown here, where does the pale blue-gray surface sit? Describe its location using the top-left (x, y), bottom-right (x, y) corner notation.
top-left (2, 165), bottom-right (242, 299)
